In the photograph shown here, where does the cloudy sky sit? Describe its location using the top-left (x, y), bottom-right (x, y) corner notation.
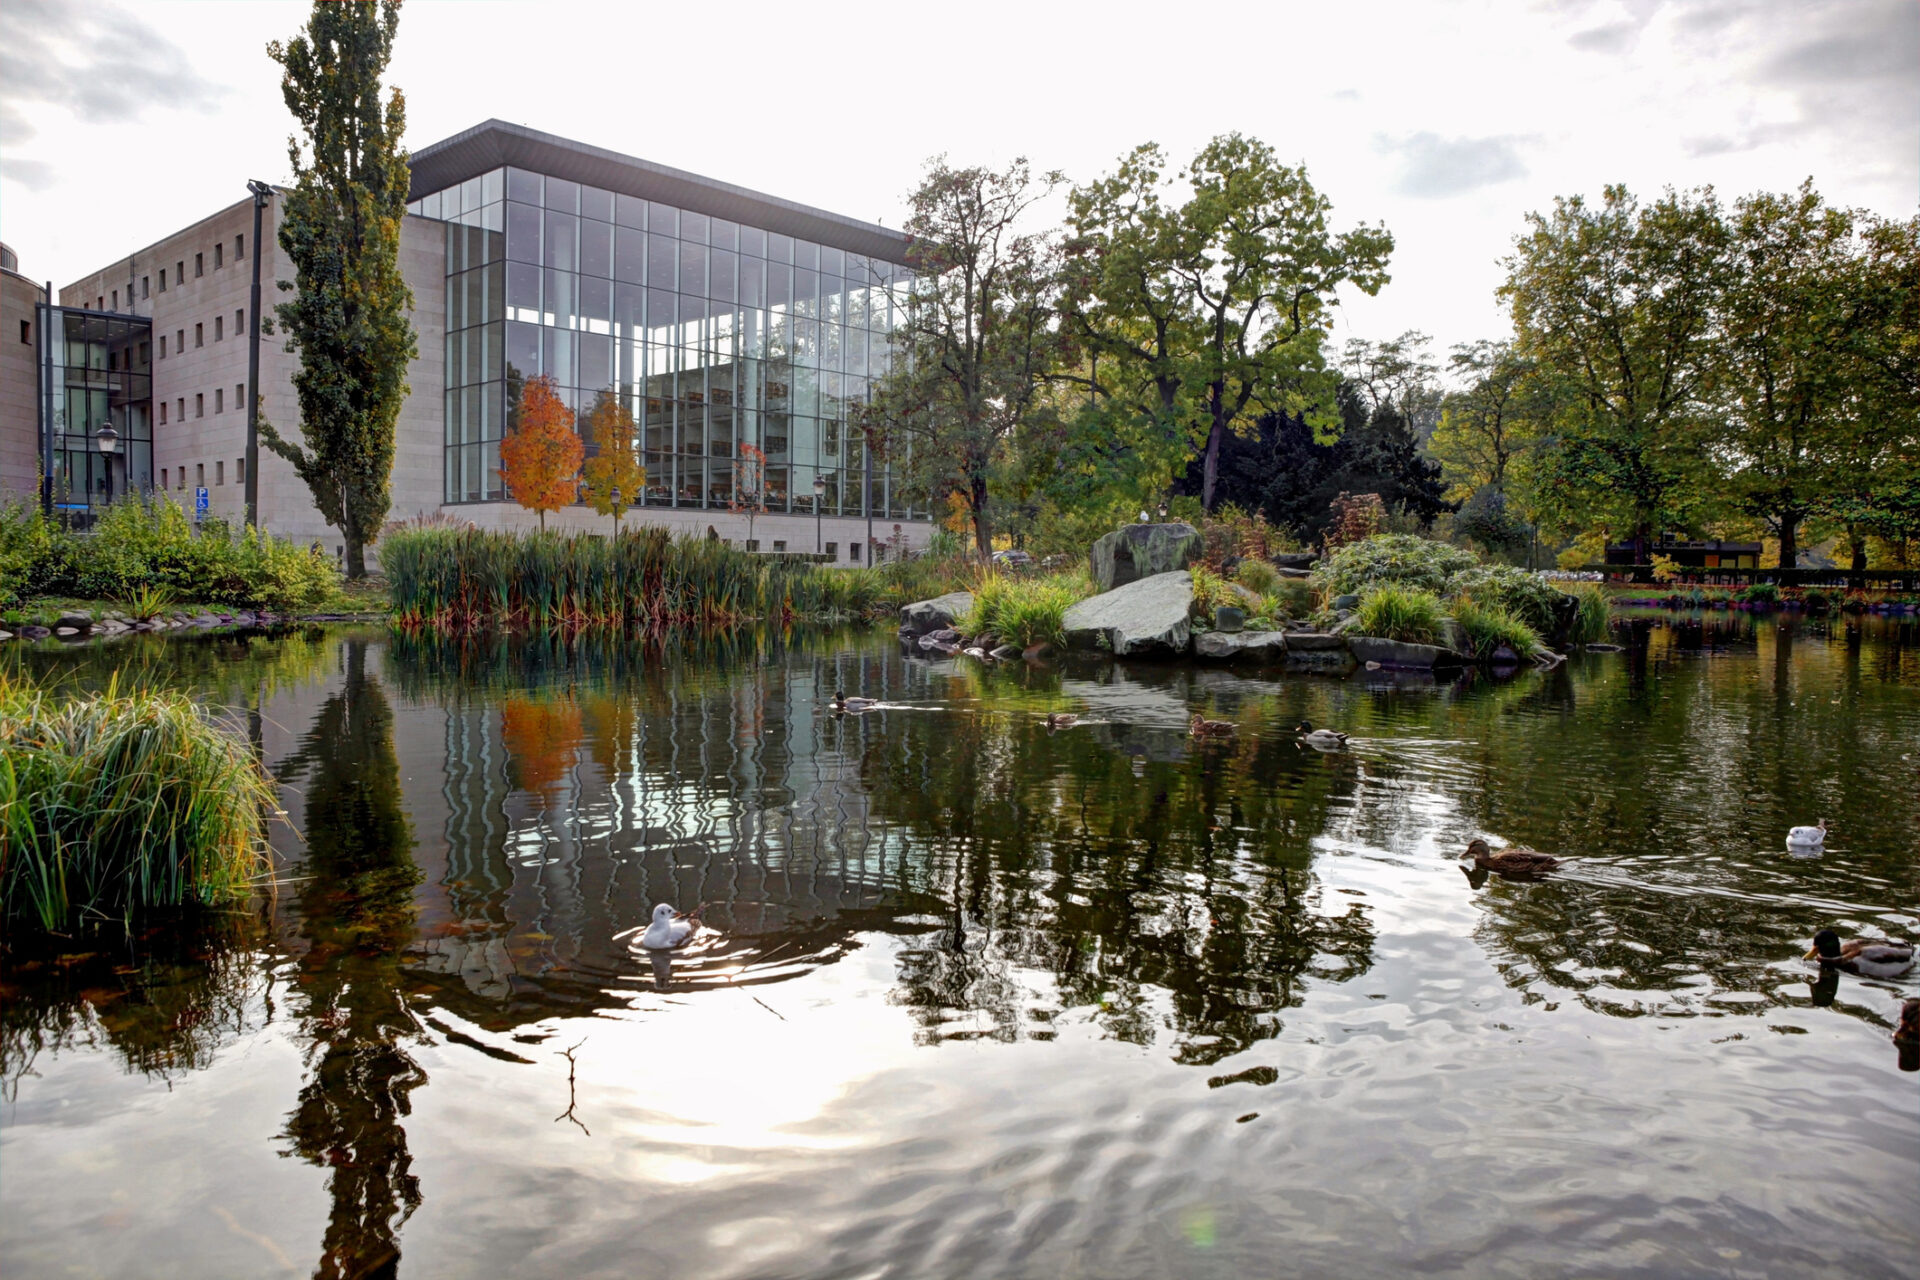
top-left (2, 0), bottom-right (1913, 369)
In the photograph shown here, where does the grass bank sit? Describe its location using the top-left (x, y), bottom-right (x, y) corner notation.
top-left (0, 673), bottom-right (275, 934)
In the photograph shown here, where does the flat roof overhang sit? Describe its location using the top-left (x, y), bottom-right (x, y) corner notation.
top-left (410, 120), bottom-right (914, 266)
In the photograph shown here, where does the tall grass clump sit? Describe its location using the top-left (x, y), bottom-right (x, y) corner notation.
top-left (379, 526), bottom-right (978, 630)
top-left (1352, 584), bottom-right (1446, 645)
top-left (1234, 558), bottom-right (1284, 596)
top-left (0, 673), bottom-right (275, 934)
top-left (1450, 597), bottom-right (1543, 659)
top-left (956, 571), bottom-right (1091, 648)
top-left (1568, 583), bottom-right (1611, 644)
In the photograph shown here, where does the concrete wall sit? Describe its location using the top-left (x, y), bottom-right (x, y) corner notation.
top-left (0, 264), bottom-right (42, 502)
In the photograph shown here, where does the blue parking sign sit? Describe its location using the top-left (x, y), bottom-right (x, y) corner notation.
top-left (195, 487), bottom-right (209, 522)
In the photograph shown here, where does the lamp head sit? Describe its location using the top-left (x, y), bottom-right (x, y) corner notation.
top-left (94, 422), bottom-right (119, 455)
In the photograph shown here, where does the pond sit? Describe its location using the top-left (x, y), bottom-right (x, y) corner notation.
top-left (3, 613), bottom-right (1916, 1279)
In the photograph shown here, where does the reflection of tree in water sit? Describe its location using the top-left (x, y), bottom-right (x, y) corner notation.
top-left (273, 639), bottom-right (425, 1280)
top-left (1, 926), bottom-right (271, 1099)
top-left (857, 706), bottom-right (1375, 1065)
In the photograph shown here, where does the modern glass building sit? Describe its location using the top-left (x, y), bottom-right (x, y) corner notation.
top-left (36, 305), bottom-right (154, 518)
top-left (407, 121), bottom-right (921, 524)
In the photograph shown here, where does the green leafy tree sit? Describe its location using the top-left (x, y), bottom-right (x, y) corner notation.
top-left (262, 0), bottom-right (416, 579)
top-left (580, 390), bottom-right (644, 532)
top-left (1502, 184), bottom-right (1729, 559)
top-left (1062, 136), bottom-right (1393, 512)
top-left (865, 157), bottom-right (1066, 557)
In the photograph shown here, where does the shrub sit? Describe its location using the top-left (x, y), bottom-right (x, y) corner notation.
top-left (1451, 596), bottom-right (1543, 659)
top-left (1353, 583), bottom-right (1446, 645)
top-left (1188, 563), bottom-right (1244, 623)
top-left (1446, 563), bottom-right (1569, 635)
top-left (1568, 582), bottom-right (1611, 644)
top-left (1325, 492), bottom-right (1386, 549)
top-left (1738, 581), bottom-right (1781, 606)
top-left (1235, 558), bottom-right (1284, 596)
top-left (0, 673), bottom-right (275, 933)
top-left (1313, 533), bottom-right (1480, 598)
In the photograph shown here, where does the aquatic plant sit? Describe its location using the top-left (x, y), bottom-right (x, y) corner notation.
top-left (956, 571), bottom-right (1091, 648)
top-left (1451, 597), bottom-right (1543, 659)
top-left (0, 673), bottom-right (275, 933)
top-left (1352, 584), bottom-right (1446, 645)
top-left (1568, 583), bottom-right (1612, 643)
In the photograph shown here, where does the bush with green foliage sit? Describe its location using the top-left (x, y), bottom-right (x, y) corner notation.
top-left (1738, 581), bottom-right (1781, 605)
top-left (1353, 583), bottom-right (1446, 645)
top-left (1235, 558), bottom-right (1284, 595)
top-left (1, 673), bottom-right (276, 933)
top-left (1445, 563), bottom-right (1568, 636)
top-left (1313, 533), bottom-right (1480, 598)
top-left (0, 498), bottom-right (338, 610)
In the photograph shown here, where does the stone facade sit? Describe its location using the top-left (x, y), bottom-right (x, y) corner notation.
top-left (0, 248), bottom-right (41, 502)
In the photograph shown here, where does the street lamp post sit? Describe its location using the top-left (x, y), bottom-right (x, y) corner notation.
top-left (94, 421), bottom-right (120, 511)
top-left (244, 180), bottom-right (273, 530)
top-left (812, 474), bottom-right (825, 558)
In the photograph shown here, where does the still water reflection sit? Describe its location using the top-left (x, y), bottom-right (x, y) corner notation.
top-left (3, 613), bottom-right (1916, 1278)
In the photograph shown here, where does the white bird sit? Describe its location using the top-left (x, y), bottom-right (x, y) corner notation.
top-left (1786, 818), bottom-right (1828, 846)
top-left (639, 902), bottom-right (703, 950)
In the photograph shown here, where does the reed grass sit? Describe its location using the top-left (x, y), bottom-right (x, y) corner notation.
top-left (379, 527), bottom-right (974, 630)
top-left (1353, 584), bottom-right (1446, 645)
top-left (1568, 583), bottom-right (1611, 644)
top-left (0, 673), bottom-right (275, 933)
top-left (956, 571), bottom-right (1091, 648)
top-left (1450, 596), bottom-right (1544, 659)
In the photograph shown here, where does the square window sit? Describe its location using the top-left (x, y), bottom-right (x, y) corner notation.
top-left (771, 540), bottom-right (785, 552)
top-left (195, 253), bottom-right (203, 278)
top-left (825, 542), bottom-right (838, 560)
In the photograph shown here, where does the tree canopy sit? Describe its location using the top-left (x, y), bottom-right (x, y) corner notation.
top-left (499, 375), bottom-right (582, 531)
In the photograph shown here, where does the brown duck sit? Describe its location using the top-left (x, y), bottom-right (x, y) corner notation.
top-left (1189, 713), bottom-right (1235, 738)
top-left (1462, 838), bottom-right (1559, 879)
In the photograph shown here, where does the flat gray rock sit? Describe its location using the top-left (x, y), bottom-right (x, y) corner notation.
top-left (900, 591), bottom-right (973, 635)
top-left (1348, 636), bottom-right (1464, 669)
top-left (54, 612), bottom-right (92, 631)
top-left (1088, 523), bottom-right (1202, 592)
top-left (1063, 570), bottom-right (1193, 658)
top-left (1195, 630), bottom-right (1288, 663)
top-left (1282, 630), bottom-right (1344, 650)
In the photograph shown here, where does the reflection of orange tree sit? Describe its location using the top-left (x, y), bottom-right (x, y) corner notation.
top-left (501, 693), bottom-right (584, 803)
top-left (580, 690), bottom-right (634, 781)
top-left (729, 442), bottom-right (768, 545)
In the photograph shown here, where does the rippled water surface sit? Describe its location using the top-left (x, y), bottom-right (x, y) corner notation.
top-left (4, 613), bottom-right (1917, 1279)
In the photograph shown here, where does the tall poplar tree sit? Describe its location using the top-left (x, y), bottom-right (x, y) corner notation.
top-left (264, 0), bottom-right (416, 578)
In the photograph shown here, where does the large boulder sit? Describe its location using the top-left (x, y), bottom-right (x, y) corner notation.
top-left (1281, 630), bottom-right (1345, 651)
top-left (1195, 630), bottom-right (1288, 664)
top-left (1063, 571), bottom-right (1193, 658)
top-left (1089, 523), bottom-right (1202, 592)
top-left (900, 591), bottom-right (973, 636)
top-left (1347, 636), bottom-right (1465, 670)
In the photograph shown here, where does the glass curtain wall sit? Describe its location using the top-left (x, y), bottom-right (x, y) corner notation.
top-left (37, 306), bottom-right (153, 518)
top-left (411, 168), bottom-right (916, 519)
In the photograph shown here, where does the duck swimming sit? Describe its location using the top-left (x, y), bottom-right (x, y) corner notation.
top-left (831, 691), bottom-right (879, 713)
top-left (1786, 818), bottom-right (1827, 846)
top-left (1461, 838), bottom-right (1559, 879)
top-left (1189, 713), bottom-right (1235, 738)
top-left (1804, 928), bottom-right (1914, 978)
top-left (1295, 721), bottom-right (1349, 748)
top-left (638, 902), bottom-right (704, 950)
top-left (1044, 712), bottom-right (1079, 730)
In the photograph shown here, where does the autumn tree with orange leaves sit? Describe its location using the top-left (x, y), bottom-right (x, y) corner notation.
top-left (500, 373), bottom-right (583, 530)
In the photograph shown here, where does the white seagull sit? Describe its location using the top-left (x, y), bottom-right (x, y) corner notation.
top-left (638, 902), bottom-right (703, 950)
top-left (1786, 818), bottom-right (1827, 847)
